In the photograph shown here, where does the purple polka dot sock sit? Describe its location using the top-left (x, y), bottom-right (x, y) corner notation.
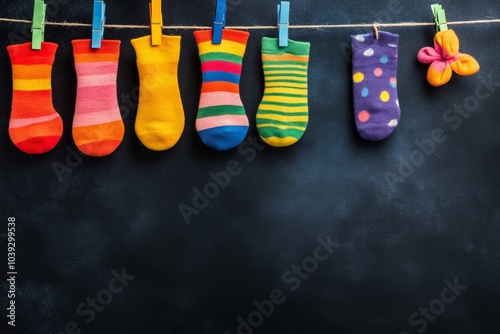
top-left (351, 31), bottom-right (400, 141)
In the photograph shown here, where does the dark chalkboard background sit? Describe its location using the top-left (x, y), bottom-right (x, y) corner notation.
top-left (1, 0), bottom-right (499, 333)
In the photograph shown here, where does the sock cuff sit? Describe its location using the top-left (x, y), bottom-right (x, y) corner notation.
top-left (72, 39), bottom-right (121, 57)
top-left (131, 35), bottom-right (181, 55)
top-left (351, 31), bottom-right (399, 51)
top-left (194, 29), bottom-right (250, 46)
top-left (7, 42), bottom-right (58, 64)
top-left (261, 37), bottom-right (310, 56)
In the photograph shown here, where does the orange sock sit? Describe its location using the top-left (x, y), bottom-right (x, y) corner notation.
top-left (7, 42), bottom-right (63, 154)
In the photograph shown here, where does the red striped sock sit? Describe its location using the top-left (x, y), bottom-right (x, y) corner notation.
top-left (7, 42), bottom-right (63, 154)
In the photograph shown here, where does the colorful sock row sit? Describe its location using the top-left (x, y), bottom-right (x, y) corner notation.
top-left (4, 29), bottom-right (479, 154)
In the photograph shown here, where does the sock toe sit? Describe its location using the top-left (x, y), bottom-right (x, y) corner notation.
top-left (198, 126), bottom-right (249, 150)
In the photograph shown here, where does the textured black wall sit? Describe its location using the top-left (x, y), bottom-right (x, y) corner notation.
top-left (0, 0), bottom-right (499, 333)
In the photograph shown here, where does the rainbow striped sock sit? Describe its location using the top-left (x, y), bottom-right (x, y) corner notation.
top-left (194, 29), bottom-right (250, 151)
top-left (7, 42), bottom-right (63, 154)
top-left (256, 38), bottom-right (310, 147)
top-left (72, 40), bottom-right (124, 157)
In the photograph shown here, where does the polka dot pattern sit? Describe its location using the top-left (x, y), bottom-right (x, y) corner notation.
top-left (353, 72), bottom-right (364, 83)
top-left (388, 119), bottom-right (398, 127)
top-left (358, 110), bottom-right (370, 123)
top-left (390, 77), bottom-right (397, 88)
top-left (351, 31), bottom-right (400, 140)
top-left (363, 48), bottom-right (374, 57)
top-left (380, 91), bottom-right (390, 102)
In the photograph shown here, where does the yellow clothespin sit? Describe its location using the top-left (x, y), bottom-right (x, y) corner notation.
top-left (150, 0), bottom-right (163, 45)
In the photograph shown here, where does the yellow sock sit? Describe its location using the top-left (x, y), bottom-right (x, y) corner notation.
top-left (131, 35), bottom-right (185, 151)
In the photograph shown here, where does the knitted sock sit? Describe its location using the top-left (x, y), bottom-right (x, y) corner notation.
top-left (418, 30), bottom-right (480, 87)
top-left (131, 35), bottom-right (184, 151)
top-left (193, 29), bottom-right (250, 151)
top-left (7, 42), bottom-right (63, 154)
top-left (256, 37), bottom-right (310, 147)
top-left (72, 40), bottom-right (124, 157)
top-left (351, 31), bottom-right (401, 141)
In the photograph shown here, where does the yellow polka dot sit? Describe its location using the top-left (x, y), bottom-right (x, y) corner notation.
top-left (380, 91), bottom-right (390, 102)
top-left (353, 72), bottom-right (364, 83)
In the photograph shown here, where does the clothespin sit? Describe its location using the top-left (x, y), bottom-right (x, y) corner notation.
top-left (149, 0), bottom-right (163, 46)
top-left (372, 22), bottom-right (379, 40)
top-left (431, 4), bottom-right (448, 32)
top-left (212, 0), bottom-right (226, 44)
top-left (31, 0), bottom-right (46, 50)
top-left (92, 0), bottom-right (106, 49)
top-left (277, 1), bottom-right (290, 47)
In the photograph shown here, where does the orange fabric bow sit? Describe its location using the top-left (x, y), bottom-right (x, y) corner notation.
top-left (418, 30), bottom-right (480, 87)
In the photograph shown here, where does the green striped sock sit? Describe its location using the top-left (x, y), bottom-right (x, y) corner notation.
top-left (256, 37), bottom-right (311, 147)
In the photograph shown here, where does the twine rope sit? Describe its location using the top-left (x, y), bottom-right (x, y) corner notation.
top-left (0, 17), bottom-right (499, 30)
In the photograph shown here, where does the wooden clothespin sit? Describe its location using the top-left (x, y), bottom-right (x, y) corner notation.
top-left (373, 22), bottom-right (379, 40)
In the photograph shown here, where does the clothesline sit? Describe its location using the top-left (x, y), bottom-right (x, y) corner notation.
top-left (0, 17), bottom-right (499, 30)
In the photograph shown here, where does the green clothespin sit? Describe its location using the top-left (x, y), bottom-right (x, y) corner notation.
top-left (431, 4), bottom-right (448, 32)
top-left (31, 0), bottom-right (46, 50)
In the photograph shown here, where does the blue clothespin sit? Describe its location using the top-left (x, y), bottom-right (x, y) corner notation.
top-left (92, 0), bottom-right (106, 48)
top-left (31, 0), bottom-right (46, 50)
top-left (212, 0), bottom-right (226, 44)
top-left (277, 1), bottom-right (290, 47)
top-left (431, 4), bottom-right (448, 32)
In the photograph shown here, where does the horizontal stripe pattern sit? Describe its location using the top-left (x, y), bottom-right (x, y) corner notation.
top-left (198, 40), bottom-right (246, 57)
top-left (77, 73), bottom-right (117, 88)
top-left (72, 39), bottom-right (124, 157)
top-left (9, 113), bottom-right (60, 129)
top-left (7, 42), bottom-right (58, 65)
top-left (72, 120), bottom-right (124, 147)
top-left (75, 62), bottom-right (118, 74)
top-left (257, 37), bottom-right (310, 147)
top-left (13, 78), bottom-right (51, 91)
top-left (201, 81), bottom-right (240, 94)
top-left (194, 29), bottom-right (249, 150)
top-left (200, 52), bottom-right (242, 64)
top-left (7, 42), bottom-right (63, 154)
top-left (202, 60), bottom-right (242, 74)
top-left (197, 105), bottom-right (246, 119)
top-left (9, 117), bottom-right (62, 145)
top-left (12, 64), bottom-right (51, 80)
top-left (196, 115), bottom-right (249, 131)
top-left (203, 71), bottom-right (241, 84)
top-left (199, 92), bottom-right (243, 109)
top-left (258, 104), bottom-right (308, 113)
top-left (72, 109), bottom-right (123, 127)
